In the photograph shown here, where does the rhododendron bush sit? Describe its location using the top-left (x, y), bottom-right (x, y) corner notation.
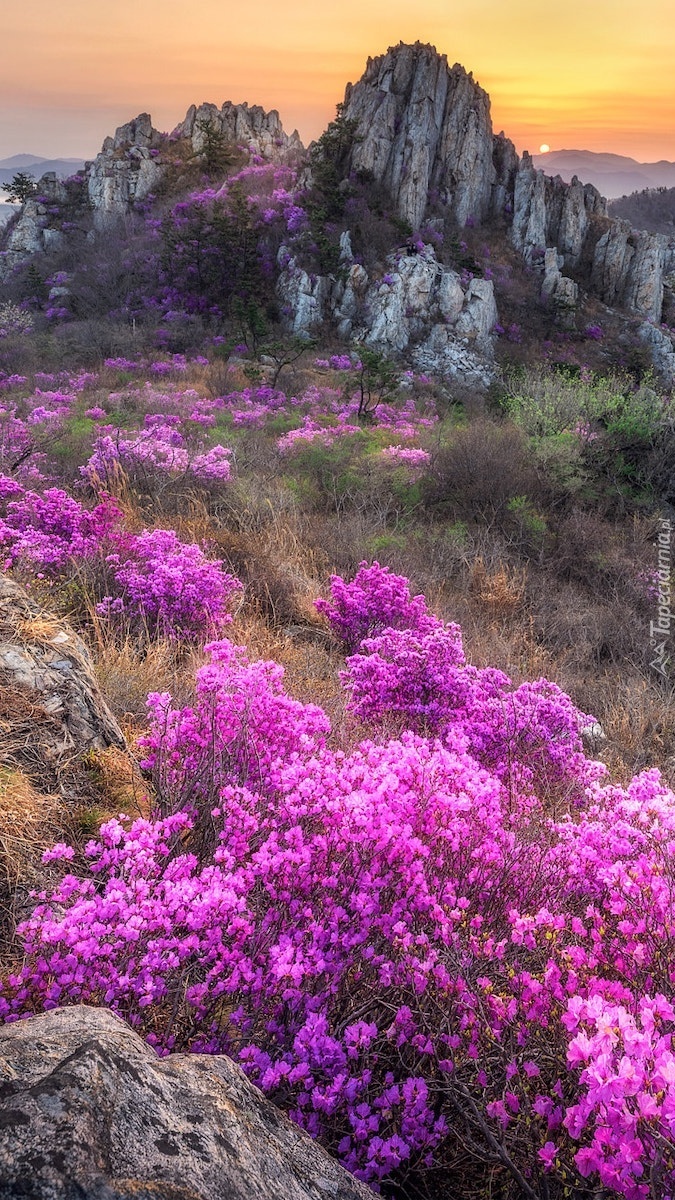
top-left (2, 563), bottom-right (675, 1198)
top-left (97, 530), bottom-right (241, 641)
top-left (0, 476), bottom-right (240, 643)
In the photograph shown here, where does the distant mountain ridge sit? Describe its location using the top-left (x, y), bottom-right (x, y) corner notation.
top-left (0, 155), bottom-right (86, 190)
top-left (531, 149), bottom-right (675, 199)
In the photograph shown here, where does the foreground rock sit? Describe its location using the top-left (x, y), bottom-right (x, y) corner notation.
top-left (0, 1006), bottom-right (372, 1200)
top-left (0, 575), bottom-right (124, 782)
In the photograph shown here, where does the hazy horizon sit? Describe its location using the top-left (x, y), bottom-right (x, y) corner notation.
top-left (1, 0), bottom-right (674, 162)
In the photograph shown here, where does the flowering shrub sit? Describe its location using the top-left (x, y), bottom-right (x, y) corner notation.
top-left (0, 302), bottom-right (33, 338)
top-left (315, 560), bottom-right (443, 651)
top-left (141, 637), bottom-right (330, 809)
top-left (97, 530), bottom-right (240, 641)
top-left (83, 424), bottom-right (233, 490)
top-left (7, 709), bottom-right (675, 1195)
top-left (0, 483), bottom-right (121, 572)
top-left (343, 624), bottom-right (468, 730)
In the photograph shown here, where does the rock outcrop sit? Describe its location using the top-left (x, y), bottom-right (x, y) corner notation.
top-left (0, 174), bottom-right (75, 279)
top-left (3, 41), bottom-right (675, 358)
top-left (87, 113), bottom-right (165, 229)
top-left (339, 44), bottom-right (671, 327)
top-left (175, 101), bottom-right (303, 161)
top-left (0, 99), bottom-right (304, 255)
top-left (511, 153), bottom-right (607, 264)
top-left (639, 322), bottom-right (675, 386)
top-left (0, 1005), bottom-right (372, 1200)
top-left (277, 240), bottom-right (498, 386)
top-left (0, 575), bottom-right (124, 778)
top-left (341, 42), bottom-right (496, 230)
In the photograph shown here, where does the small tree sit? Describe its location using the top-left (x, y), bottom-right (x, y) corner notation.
top-left (2, 172), bottom-right (38, 204)
top-left (194, 118), bottom-right (235, 179)
top-left (350, 346), bottom-right (399, 421)
top-left (263, 337), bottom-right (314, 387)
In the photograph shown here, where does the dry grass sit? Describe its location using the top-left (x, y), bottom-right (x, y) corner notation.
top-left (0, 770), bottom-right (63, 952)
top-left (89, 623), bottom-right (204, 730)
top-left (470, 557), bottom-right (527, 619)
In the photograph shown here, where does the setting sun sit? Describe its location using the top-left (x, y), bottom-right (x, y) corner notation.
top-left (539, 143), bottom-right (550, 153)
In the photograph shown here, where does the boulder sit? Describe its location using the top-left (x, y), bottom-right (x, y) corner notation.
top-left (0, 575), bottom-right (124, 777)
top-left (0, 1005), bottom-right (372, 1200)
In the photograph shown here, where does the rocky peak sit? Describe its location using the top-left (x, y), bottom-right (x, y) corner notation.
top-left (102, 112), bottom-right (162, 153)
top-left (341, 41), bottom-right (495, 231)
top-left (175, 101), bottom-right (304, 161)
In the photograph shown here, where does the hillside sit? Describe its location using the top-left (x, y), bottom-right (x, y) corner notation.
top-left (609, 185), bottom-right (675, 235)
top-left (0, 40), bottom-right (675, 1200)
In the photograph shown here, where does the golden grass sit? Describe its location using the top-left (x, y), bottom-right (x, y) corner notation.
top-left (0, 769), bottom-right (63, 952)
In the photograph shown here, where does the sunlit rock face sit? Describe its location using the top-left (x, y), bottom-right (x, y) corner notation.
top-left (277, 241), bottom-right (499, 387)
top-left (341, 41), bottom-right (496, 231)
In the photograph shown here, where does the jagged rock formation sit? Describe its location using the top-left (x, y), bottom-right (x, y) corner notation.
top-left (278, 239), bottom-right (498, 386)
top-left (0, 575), bottom-right (125, 777)
top-left (0, 1005), bottom-right (372, 1200)
top-left (0, 174), bottom-right (74, 279)
top-left (3, 41), bottom-right (675, 382)
top-left (341, 42), bottom-right (495, 231)
top-left (87, 112), bottom-right (165, 229)
top-left (511, 152), bottom-right (607, 265)
top-left (590, 221), bottom-right (666, 322)
top-left (338, 45), bottom-right (675, 340)
top-left (0, 98), bottom-right (304, 264)
top-left (175, 101), bottom-right (303, 161)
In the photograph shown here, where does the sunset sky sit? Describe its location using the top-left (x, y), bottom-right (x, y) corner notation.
top-left (1, 0), bottom-right (674, 162)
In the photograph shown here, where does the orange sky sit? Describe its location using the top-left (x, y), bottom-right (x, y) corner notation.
top-left (1, 0), bottom-right (674, 161)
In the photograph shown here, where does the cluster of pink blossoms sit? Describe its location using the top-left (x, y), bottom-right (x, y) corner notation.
top-left (97, 531), bottom-right (241, 641)
top-left (2, 563), bottom-right (675, 1197)
top-left (0, 481), bottom-right (122, 571)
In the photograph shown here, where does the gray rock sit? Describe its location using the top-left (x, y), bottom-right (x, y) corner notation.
top-left (412, 324), bottom-right (496, 387)
top-left (279, 241), bottom-right (498, 385)
top-left (342, 41), bottom-right (495, 230)
top-left (581, 722), bottom-right (607, 752)
top-left (591, 219), bottom-right (635, 306)
top-left (0, 1005), bottom-right (372, 1200)
top-left (0, 575), bottom-right (124, 767)
top-left (276, 253), bottom-right (332, 338)
top-left (176, 101), bottom-right (303, 162)
top-left (590, 223), bottom-right (666, 320)
top-left (541, 247), bottom-right (578, 323)
top-left (511, 152), bottom-right (547, 260)
top-left (639, 322), bottom-right (675, 386)
top-left (491, 132), bottom-right (519, 220)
